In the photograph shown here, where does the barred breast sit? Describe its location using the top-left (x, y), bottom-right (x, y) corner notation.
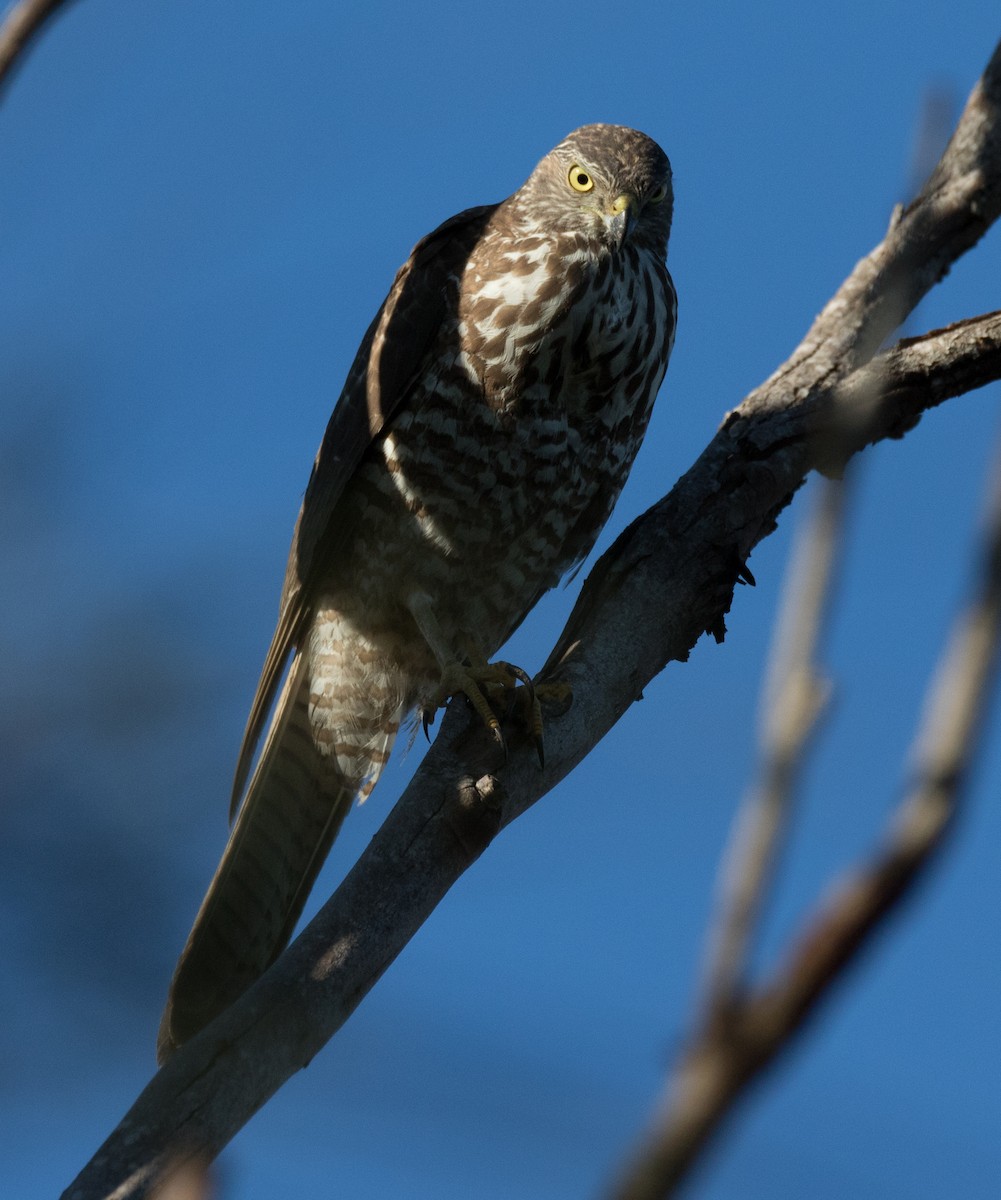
top-left (310, 221), bottom-right (676, 710)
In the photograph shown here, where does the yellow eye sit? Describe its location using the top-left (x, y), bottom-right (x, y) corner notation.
top-left (568, 165), bottom-right (594, 193)
top-left (648, 183), bottom-right (668, 205)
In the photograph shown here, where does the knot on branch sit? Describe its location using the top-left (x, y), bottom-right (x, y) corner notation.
top-left (446, 774), bottom-right (505, 858)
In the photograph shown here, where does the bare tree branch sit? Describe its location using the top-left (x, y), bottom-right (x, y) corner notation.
top-left (608, 430), bottom-right (1001, 1200)
top-left (0, 0), bottom-right (76, 93)
top-left (63, 38), bottom-right (1001, 1200)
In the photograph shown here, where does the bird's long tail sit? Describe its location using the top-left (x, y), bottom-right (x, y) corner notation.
top-left (157, 641), bottom-right (402, 1063)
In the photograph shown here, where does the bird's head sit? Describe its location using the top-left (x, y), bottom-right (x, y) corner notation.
top-left (516, 124), bottom-right (673, 256)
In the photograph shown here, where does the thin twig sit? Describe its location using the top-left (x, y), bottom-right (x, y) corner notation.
top-left (609, 432), bottom-right (1001, 1200)
top-left (0, 0), bottom-right (76, 93)
top-left (700, 473), bottom-right (847, 1024)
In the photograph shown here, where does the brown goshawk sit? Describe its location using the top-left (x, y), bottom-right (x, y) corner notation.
top-left (158, 124), bottom-right (678, 1061)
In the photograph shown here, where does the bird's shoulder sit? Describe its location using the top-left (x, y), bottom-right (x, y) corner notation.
top-left (292, 202), bottom-right (499, 592)
top-left (230, 202), bottom-right (498, 810)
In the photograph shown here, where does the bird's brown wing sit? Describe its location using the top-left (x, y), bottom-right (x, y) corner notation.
top-left (230, 203), bottom-right (498, 814)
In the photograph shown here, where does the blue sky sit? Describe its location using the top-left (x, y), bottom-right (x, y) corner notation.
top-left (2, 3), bottom-right (1000, 1197)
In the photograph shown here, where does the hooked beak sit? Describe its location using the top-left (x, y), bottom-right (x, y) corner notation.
top-left (605, 192), bottom-right (639, 246)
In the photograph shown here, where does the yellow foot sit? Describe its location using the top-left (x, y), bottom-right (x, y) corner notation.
top-left (421, 657), bottom-right (530, 754)
top-left (406, 593), bottom-right (570, 768)
top-left (421, 660), bottom-right (573, 769)
top-left (512, 680), bottom-right (574, 767)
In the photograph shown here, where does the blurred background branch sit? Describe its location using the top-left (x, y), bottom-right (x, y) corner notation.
top-left (607, 80), bottom-right (1001, 1200)
top-left (610, 424), bottom-right (1001, 1200)
top-left (0, 0), bottom-right (76, 93)
top-left (701, 473), bottom-right (847, 1028)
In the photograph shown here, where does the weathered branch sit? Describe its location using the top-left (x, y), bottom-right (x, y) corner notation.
top-left (64, 37), bottom-right (1001, 1200)
top-left (608, 431), bottom-right (1001, 1200)
top-left (0, 0), bottom-right (76, 92)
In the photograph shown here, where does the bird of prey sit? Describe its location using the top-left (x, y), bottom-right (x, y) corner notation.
top-left (158, 123), bottom-right (678, 1062)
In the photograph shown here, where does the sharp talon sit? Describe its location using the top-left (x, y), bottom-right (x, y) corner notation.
top-left (422, 710), bottom-right (434, 742)
top-left (425, 651), bottom-right (538, 764)
top-left (508, 663), bottom-right (534, 694)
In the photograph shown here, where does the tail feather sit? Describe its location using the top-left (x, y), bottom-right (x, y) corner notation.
top-left (158, 663), bottom-right (353, 1063)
